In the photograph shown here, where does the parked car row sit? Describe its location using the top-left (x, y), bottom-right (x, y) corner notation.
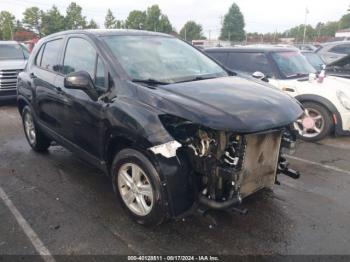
top-left (205, 46), bottom-right (350, 141)
top-left (0, 41), bottom-right (29, 101)
top-left (15, 29), bottom-right (303, 225)
top-left (0, 30), bottom-right (348, 226)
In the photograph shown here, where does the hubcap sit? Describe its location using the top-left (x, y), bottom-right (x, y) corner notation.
top-left (294, 108), bottom-right (324, 138)
top-left (24, 112), bottom-right (36, 145)
top-left (117, 163), bottom-right (154, 216)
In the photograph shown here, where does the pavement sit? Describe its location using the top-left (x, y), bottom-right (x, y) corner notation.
top-left (1, 101), bottom-right (350, 257)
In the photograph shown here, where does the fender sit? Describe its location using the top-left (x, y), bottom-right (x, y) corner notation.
top-left (295, 94), bottom-right (345, 135)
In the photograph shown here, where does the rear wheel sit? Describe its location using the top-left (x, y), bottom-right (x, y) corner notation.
top-left (111, 148), bottom-right (167, 226)
top-left (22, 106), bottom-right (51, 152)
top-left (294, 102), bottom-right (333, 142)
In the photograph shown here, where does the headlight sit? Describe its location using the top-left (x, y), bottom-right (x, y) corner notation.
top-left (336, 90), bottom-right (350, 110)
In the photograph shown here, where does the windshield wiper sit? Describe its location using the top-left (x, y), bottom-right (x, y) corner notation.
top-left (176, 75), bottom-right (219, 84)
top-left (286, 73), bottom-right (309, 79)
top-left (131, 78), bottom-right (171, 85)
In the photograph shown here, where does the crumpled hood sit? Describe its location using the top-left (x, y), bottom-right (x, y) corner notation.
top-left (0, 59), bottom-right (27, 70)
top-left (138, 76), bottom-right (303, 133)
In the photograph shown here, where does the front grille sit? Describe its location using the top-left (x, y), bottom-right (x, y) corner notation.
top-left (0, 69), bottom-right (21, 90)
top-left (239, 131), bottom-right (282, 197)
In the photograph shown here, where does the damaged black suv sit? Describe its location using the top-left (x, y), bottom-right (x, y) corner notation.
top-left (17, 30), bottom-right (303, 225)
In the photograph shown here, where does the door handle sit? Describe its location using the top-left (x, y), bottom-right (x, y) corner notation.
top-left (29, 73), bottom-right (37, 79)
top-left (55, 86), bottom-right (63, 94)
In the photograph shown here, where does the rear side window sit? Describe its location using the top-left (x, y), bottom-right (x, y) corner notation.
top-left (63, 38), bottom-right (96, 77)
top-left (330, 44), bottom-right (350, 54)
top-left (227, 52), bottom-right (274, 76)
top-left (35, 45), bottom-right (45, 66)
top-left (40, 39), bottom-right (63, 72)
top-left (208, 52), bottom-right (228, 64)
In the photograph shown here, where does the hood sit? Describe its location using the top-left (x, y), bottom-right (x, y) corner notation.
top-left (328, 54), bottom-right (350, 67)
top-left (0, 59), bottom-right (27, 70)
top-left (137, 76), bottom-right (303, 133)
top-left (287, 75), bottom-right (350, 94)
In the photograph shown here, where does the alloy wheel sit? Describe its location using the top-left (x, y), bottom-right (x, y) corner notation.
top-left (24, 112), bottom-right (36, 145)
top-left (294, 108), bottom-right (324, 138)
top-left (117, 163), bottom-right (154, 216)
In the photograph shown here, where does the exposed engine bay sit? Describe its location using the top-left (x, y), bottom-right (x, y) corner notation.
top-left (158, 115), bottom-right (299, 210)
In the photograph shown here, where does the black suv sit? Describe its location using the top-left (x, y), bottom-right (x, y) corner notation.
top-left (17, 30), bottom-right (302, 225)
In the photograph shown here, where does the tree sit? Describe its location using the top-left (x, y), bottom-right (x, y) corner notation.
top-left (125, 10), bottom-right (147, 29)
top-left (65, 2), bottom-right (86, 29)
top-left (180, 21), bottom-right (206, 41)
top-left (0, 11), bottom-right (15, 40)
top-left (219, 3), bottom-right (245, 41)
top-left (104, 9), bottom-right (116, 29)
top-left (339, 13), bottom-right (350, 29)
top-left (144, 5), bottom-right (173, 33)
top-left (22, 7), bottom-right (42, 36)
top-left (41, 6), bottom-right (65, 36)
top-left (87, 19), bottom-right (98, 29)
top-left (284, 24), bottom-right (316, 42)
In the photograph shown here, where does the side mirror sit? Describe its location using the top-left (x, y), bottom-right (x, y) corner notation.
top-left (252, 71), bottom-right (269, 82)
top-left (64, 71), bottom-right (98, 101)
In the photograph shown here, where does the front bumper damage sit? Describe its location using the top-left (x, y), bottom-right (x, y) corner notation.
top-left (149, 116), bottom-right (300, 213)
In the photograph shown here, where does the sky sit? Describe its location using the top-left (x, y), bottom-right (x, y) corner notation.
top-left (1, 0), bottom-right (349, 38)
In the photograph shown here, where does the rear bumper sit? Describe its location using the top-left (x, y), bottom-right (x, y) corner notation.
top-left (0, 89), bottom-right (17, 101)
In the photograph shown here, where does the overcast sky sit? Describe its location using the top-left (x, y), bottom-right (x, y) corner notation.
top-left (1, 0), bottom-right (349, 38)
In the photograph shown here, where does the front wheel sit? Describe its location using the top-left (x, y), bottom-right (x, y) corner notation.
top-left (293, 102), bottom-right (333, 142)
top-left (111, 148), bottom-right (168, 226)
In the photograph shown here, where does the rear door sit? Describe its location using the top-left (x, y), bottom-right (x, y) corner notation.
top-left (31, 38), bottom-right (65, 134)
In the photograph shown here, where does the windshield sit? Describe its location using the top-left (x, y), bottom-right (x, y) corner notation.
top-left (0, 44), bottom-right (27, 60)
top-left (303, 52), bottom-right (324, 71)
top-left (271, 51), bottom-right (316, 79)
top-left (103, 35), bottom-right (227, 83)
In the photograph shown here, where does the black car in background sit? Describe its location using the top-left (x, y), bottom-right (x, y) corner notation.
top-left (301, 50), bottom-right (350, 79)
top-left (17, 30), bottom-right (302, 225)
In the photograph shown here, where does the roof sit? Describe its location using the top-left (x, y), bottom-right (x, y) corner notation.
top-left (42, 29), bottom-right (172, 41)
top-left (0, 41), bottom-right (19, 45)
top-left (336, 28), bottom-right (350, 33)
top-left (205, 45), bottom-right (298, 53)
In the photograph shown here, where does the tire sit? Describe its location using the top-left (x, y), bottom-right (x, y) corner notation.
top-left (294, 102), bottom-right (333, 142)
top-left (111, 148), bottom-right (168, 226)
top-left (21, 106), bottom-right (51, 152)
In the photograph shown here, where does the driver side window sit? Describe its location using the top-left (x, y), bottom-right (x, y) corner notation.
top-left (63, 37), bottom-right (106, 89)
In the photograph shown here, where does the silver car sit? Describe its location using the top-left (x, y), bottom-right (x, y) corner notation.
top-left (0, 41), bottom-right (29, 101)
top-left (316, 41), bottom-right (350, 64)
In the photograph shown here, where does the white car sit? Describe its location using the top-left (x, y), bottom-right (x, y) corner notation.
top-left (205, 46), bottom-right (350, 141)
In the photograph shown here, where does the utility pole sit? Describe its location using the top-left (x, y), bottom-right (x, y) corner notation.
top-left (184, 27), bottom-right (187, 41)
top-left (303, 7), bottom-right (309, 44)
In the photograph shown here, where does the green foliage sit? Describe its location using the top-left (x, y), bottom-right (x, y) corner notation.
top-left (220, 3), bottom-right (245, 41)
top-left (22, 7), bottom-right (42, 35)
top-left (104, 9), bottom-right (116, 29)
top-left (65, 2), bottom-right (86, 29)
top-left (87, 19), bottom-right (98, 29)
top-left (0, 11), bottom-right (15, 40)
top-left (180, 21), bottom-right (206, 41)
top-left (41, 6), bottom-right (65, 36)
top-left (284, 24), bottom-right (316, 42)
top-left (339, 13), bottom-right (350, 29)
top-left (145, 5), bottom-right (173, 33)
top-left (125, 10), bottom-right (147, 29)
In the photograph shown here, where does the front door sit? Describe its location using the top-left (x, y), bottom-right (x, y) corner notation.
top-left (55, 36), bottom-right (108, 159)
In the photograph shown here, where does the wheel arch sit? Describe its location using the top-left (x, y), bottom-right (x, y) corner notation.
top-left (17, 95), bottom-right (31, 115)
top-left (295, 94), bottom-right (342, 134)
